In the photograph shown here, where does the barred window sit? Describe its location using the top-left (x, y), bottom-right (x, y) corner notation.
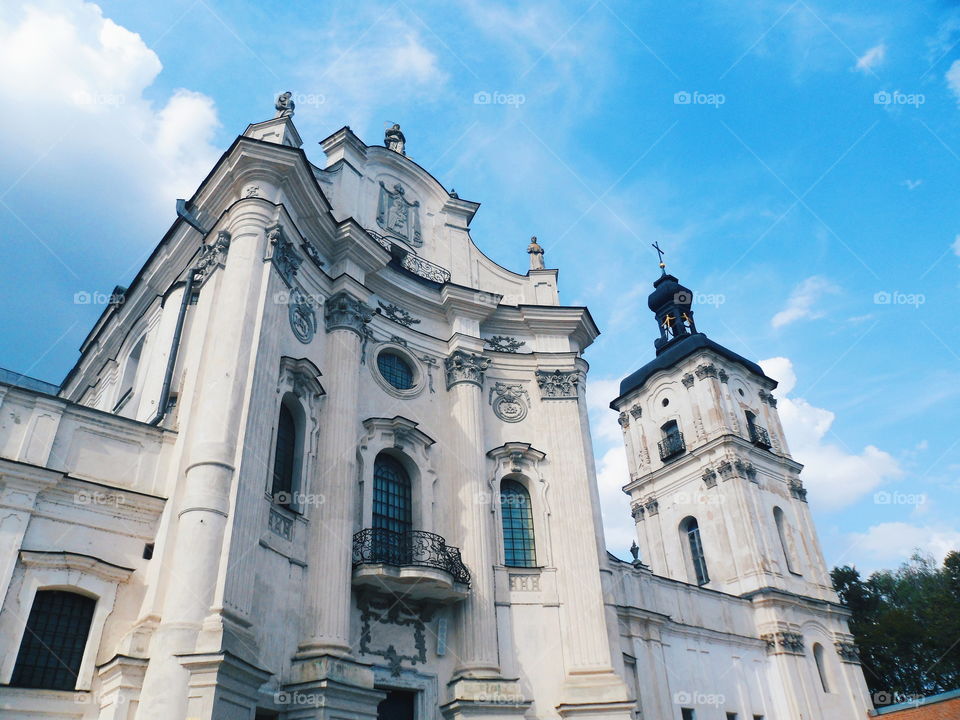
top-left (11, 590), bottom-right (96, 690)
top-left (501, 479), bottom-right (537, 567)
top-left (373, 454), bottom-right (412, 535)
top-left (377, 352), bottom-right (414, 390)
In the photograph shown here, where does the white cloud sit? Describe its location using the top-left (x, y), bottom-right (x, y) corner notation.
top-left (291, 19), bottom-right (447, 140)
top-left (947, 59), bottom-right (960, 106)
top-left (760, 357), bottom-right (902, 510)
top-left (770, 275), bottom-right (839, 329)
top-left (952, 234), bottom-right (960, 257)
top-left (901, 179), bottom-right (922, 190)
top-left (0, 1), bottom-right (221, 228)
top-left (848, 522), bottom-right (960, 569)
top-left (854, 43), bottom-right (886, 73)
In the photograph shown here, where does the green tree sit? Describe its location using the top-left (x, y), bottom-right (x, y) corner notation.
top-left (832, 551), bottom-right (960, 705)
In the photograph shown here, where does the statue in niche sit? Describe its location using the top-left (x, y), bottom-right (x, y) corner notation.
top-left (376, 181), bottom-right (422, 247)
top-left (527, 236), bottom-right (545, 270)
top-left (275, 91), bottom-right (295, 117)
top-left (385, 123), bottom-right (406, 155)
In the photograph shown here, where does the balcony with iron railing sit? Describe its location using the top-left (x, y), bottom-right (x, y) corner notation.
top-left (351, 528), bottom-right (470, 602)
top-left (658, 432), bottom-right (686, 461)
top-left (749, 423), bottom-right (772, 449)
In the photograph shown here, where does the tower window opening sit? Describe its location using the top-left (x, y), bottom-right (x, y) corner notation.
top-left (814, 642), bottom-right (831, 692)
top-left (680, 516), bottom-right (709, 586)
top-left (658, 420), bottom-right (685, 460)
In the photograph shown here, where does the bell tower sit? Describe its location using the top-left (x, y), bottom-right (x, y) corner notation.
top-left (610, 262), bottom-right (835, 602)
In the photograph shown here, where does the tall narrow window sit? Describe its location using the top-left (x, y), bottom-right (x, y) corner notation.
top-left (372, 454), bottom-right (413, 566)
top-left (500, 479), bottom-right (537, 567)
top-left (373, 454), bottom-right (413, 535)
top-left (114, 336), bottom-right (144, 414)
top-left (681, 516), bottom-right (709, 585)
top-left (271, 402), bottom-right (297, 505)
top-left (813, 643), bottom-right (830, 692)
top-left (11, 590), bottom-right (96, 690)
top-left (773, 506), bottom-right (798, 574)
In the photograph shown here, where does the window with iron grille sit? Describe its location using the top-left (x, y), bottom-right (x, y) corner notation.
top-left (501, 479), bottom-right (537, 567)
top-left (11, 590), bottom-right (96, 690)
top-left (373, 454), bottom-right (413, 535)
top-left (377, 351), bottom-right (414, 390)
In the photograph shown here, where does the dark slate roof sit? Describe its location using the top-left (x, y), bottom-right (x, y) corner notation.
top-left (610, 333), bottom-right (775, 409)
top-left (0, 367), bottom-right (60, 396)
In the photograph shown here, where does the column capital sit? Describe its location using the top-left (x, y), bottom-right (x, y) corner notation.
top-left (444, 350), bottom-right (490, 390)
top-left (324, 291), bottom-right (373, 336)
top-left (535, 368), bottom-right (581, 400)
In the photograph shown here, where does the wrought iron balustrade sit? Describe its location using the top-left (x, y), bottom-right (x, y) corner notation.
top-left (658, 432), bottom-right (686, 461)
top-left (365, 230), bottom-right (452, 284)
top-left (749, 424), bottom-right (772, 449)
top-left (352, 529), bottom-right (471, 586)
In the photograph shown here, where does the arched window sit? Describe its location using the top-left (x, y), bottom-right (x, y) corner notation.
top-left (11, 590), bottom-right (96, 690)
top-left (813, 642), bottom-right (830, 692)
top-left (773, 506), bottom-right (798, 574)
top-left (271, 402), bottom-right (297, 506)
top-left (680, 516), bottom-right (709, 585)
top-left (500, 479), bottom-right (537, 567)
top-left (373, 454), bottom-right (412, 535)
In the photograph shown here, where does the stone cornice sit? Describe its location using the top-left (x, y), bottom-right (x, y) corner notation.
top-left (19, 549), bottom-right (135, 583)
top-left (327, 219), bottom-right (391, 282)
top-left (361, 416), bottom-right (436, 451)
top-left (439, 284), bottom-right (499, 324)
top-left (621, 432), bottom-right (803, 495)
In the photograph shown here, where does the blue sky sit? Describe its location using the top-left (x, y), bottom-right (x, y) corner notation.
top-left (1, 0), bottom-right (958, 573)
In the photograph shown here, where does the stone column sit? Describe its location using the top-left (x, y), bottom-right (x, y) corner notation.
top-left (136, 201), bottom-right (266, 720)
top-left (444, 349), bottom-right (500, 677)
top-left (297, 290), bottom-right (372, 658)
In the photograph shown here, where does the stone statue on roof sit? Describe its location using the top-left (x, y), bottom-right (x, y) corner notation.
top-left (527, 236), bottom-right (545, 270)
top-left (275, 91), bottom-right (295, 117)
top-left (385, 123), bottom-right (406, 155)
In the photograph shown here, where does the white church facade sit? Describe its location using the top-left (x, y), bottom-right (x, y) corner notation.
top-left (0, 98), bottom-right (872, 720)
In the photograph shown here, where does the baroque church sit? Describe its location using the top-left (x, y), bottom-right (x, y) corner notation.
top-left (0, 96), bottom-right (872, 720)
